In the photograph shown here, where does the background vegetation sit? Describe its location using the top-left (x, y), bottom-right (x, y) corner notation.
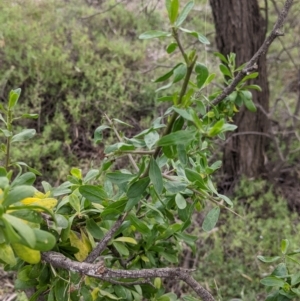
top-left (0, 0), bottom-right (299, 301)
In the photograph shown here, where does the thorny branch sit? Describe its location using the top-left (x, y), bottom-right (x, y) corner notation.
top-left (211, 0), bottom-right (294, 107)
top-left (42, 252), bottom-right (215, 301)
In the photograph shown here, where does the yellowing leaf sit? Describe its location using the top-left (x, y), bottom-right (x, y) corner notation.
top-left (21, 197), bottom-right (57, 210)
top-left (69, 229), bottom-right (92, 262)
top-left (233, 105), bottom-right (239, 112)
top-left (113, 237), bottom-right (138, 244)
top-left (141, 255), bottom-right (149, 262)
top-left (0, 243), bottom-right (17, 265)
top-left (12, 243), bottom-right (41, 264)
top-left (34, 191), bottom-right (50, 199)
top-left (91, 288), bottom-right (100, 300)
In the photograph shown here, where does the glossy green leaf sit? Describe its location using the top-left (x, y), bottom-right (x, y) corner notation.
top-left (149, 158), bottom-right (163, 195)
top-left (244, 97), bottom-right (257, 112)
top-left (166, 43), bottom-right (178, 54)
top-left (175, 1), bottom-right (194, 27)
top-left (127, 177), bottom-right (150, 199)
top-left (11, 129), bottom-right (36, 143)
top-left (195, 63), bottom-right (209, 89)
top-left (219, 64), bottom-right (232, 77)
top-left (202, 207), bottom-right (220, 232)
top-left (214, 52), bottom-right (228, 64)
top-left (139, 31), bottom-right (171, 39)
top-left (241, 72), bottom-right (259, 82)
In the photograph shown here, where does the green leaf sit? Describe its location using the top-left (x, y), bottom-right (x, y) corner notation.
top-left (154, 64), bottom-right (181, 83)
top-left (3, 185), bottom-right (35, 206)
top-left (94, 125), bottom-right (110, 144)
top-left (179, 28), bottom-right (210, 44)
top-left (11, 129), bottom-right (36, 143)
top-left (260, 276), bottom-right (286, 287)
top-left (195, 63), bottom-right (209, 89)
top-left (0, 129), bottom-right (12, 138)
top-left (9, 209), bottom-right (43, 224)
top-left (208, 119), bottom-right (225, 137)
top-left (241, 72), bottom-right (259, 82)
top-left (156, 82), bottom-right (173, 92)
top-left (106, 172), bottom-right (135, 185)
top-left (21, 113), bottom-right (39, 119)
top-left (127, 177), bottom-right (150, 199)
top-left (128, 214), bottom-right (150, 236)
top-left (124, 197), bottom-right (140, 211)
top-left (70, 167), bottom-right (82, 179)
top-left (9, 88), bottom-right (21, 109)
top-left (79, 185), bottom-right (108, 203)
top-left (165, 181), bottom-right (187, 194)
top-left (166, 43), bottom-right (178, 54)
top-left (160, 252), bottom-right (178, 263)
top-left (157, 130), bottom-right (195, 146)
top-left (11, 172), bottom-right (36, 187)
top-left (0, 243), bottom-right (16, 265)
top-left (173, 64), bottom-right (187, 83)
top-left (244, 97), bottom-right (257, 112)
top-left (219, 64), bottom-right (232, 77)
top-left (144, 131), bottom-right (159, 149)
top-left (149, 158), bottom-right (163, 195)
top-left (202, 207), bottom-right (220, 232)
top-left (86, 219), bottom-right (104, 240)
top-left (32, 229), bottom-right (56, 251)
top-left (175, 1), bottom-right (194, 27)
top-left (281, 239), bottom-right (289, 255)
top-left (214, 52), bottom-right (228, 64)
top-left (175, 193), bottom-right (186, 209)
top-left (257, 255), bottom-right (281, 263)
top-left (3, 214), bottom-right (36, 248)
top-left (218, 193), bottom-right (233, 207)
top-left (242, 85), bottom-right (262, 92)
top-left (139, 31), bottom-right (171, 39)
top-left (166, 0), bottom-right (179, 24)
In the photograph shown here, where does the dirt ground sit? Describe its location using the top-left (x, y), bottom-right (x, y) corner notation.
top-left (0, 268), bottom-right (16, 301)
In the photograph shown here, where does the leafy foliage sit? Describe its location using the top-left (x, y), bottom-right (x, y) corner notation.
top-left (0, 1), bottom-right (289, 301)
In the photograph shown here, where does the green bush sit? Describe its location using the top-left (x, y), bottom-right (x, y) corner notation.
top-left (0, 0), bottom-right (160, 181)
top-left (196, 178), bottom-right (300, 300)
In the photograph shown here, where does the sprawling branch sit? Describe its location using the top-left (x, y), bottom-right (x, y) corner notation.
top-left (211, 0), bottom-right (293, 107)
top-left (42, 251), bottom-right (215, 301)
